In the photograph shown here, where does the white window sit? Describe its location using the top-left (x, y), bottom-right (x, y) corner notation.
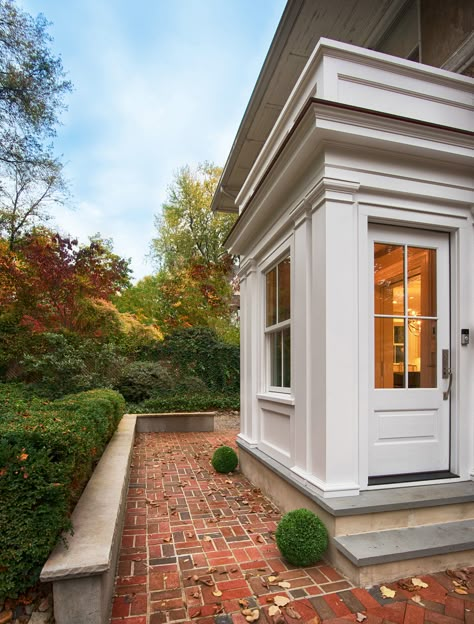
top-left (265, 256), bottom-right (291, 390)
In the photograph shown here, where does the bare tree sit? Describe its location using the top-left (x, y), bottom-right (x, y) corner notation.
top-left (0, 157), bottom-right (68, 248)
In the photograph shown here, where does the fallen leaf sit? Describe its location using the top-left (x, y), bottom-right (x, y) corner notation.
top-left (268, 576), bottom-right (279, 583)
top-left (411, 595), bottom-right (425, 606)
top-left (199, 577), bottom-right (215, 587)
top-left (286, 606), bottom-right (302, 619)
top-left (274, 596), bottom-right (290, 607)
top-left (411, 578), bottom-right (428, 588)
top-left (225, 479), bottom-right (232, 484)
top-left (192, 575), bottom-right (200, 582)
top-left (212, 589), bottom-right (223, 597)
top-left (239, 599), bottom-right (250, 608)
top-left (257, 535), bottom-right (265, 543)
top-left (454, 588), bottom-right (468, 595)
top-left (203, 536), bottom-right (212, 542)
top-left (208, 567), bottom-right (217, 573)
top-left (186, 532), bottom-right (194, 538)
top-left (243, 608), bottom-right (260, 622)
top-left (380, 586), bottom-right (396, 599)
top-left (447, 569), bottom-right (470, 582)
top-left (163, 536), bottom-right (172, 543)
top-left (260, 578), bottom-right (269, 589)
top-left (278, 581), bottom-right (291, 589)
top-left (268, 605), bottom-right (281, 617)
top-left (356, 613), bottom-right (367, 622)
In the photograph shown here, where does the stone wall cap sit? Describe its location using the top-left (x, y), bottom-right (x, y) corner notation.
top-left (134, 411), bottom-right (216, 417)
top-left (41, 414), bottom-right (136, 582)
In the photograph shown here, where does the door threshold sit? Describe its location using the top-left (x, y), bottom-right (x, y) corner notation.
top-left (368, 470), bottom-right (459, 486)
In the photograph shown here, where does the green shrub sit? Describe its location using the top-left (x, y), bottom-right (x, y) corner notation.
top-left (155, 327), bottom-right (239, 394)
top-left (0, 385), bottom-right (125, 599)
top-left (176, 375), bottom-right (208, 394)
top-left (116, 361), bottom-right (175, 402)
top-left (18, 332), bottom-right (127, 398)
top-left (275, 508), bottom-right (328, 566)
top-left (129, 392), bottom-right (240, 414)
top-left (211, 445), bottom-right (238, 473)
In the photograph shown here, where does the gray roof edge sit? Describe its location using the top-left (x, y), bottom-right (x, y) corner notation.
top-left (211, 0), bottom-right (303, 213)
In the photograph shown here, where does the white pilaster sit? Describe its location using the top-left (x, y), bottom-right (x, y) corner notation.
top-left (291, 204), bottom-right (313, 471)
top-left (307, 179), bottom-right (361, 495)
top-left (238, 258), bottom-right (260, 446)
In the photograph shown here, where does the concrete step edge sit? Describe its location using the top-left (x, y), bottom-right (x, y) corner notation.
top-left (334, 519), bottom-right (474, 566)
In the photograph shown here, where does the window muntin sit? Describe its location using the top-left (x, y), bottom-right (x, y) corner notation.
top-left (373, 243), bottom-right (437, 389)
top-left (265, 256), bottom-right (291, 390)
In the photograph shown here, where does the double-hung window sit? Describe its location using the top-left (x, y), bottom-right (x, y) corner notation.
top-left (265, 256), bottom-right (291, 390)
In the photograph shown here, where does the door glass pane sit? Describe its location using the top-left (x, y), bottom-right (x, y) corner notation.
top-left (374, 244), bottom-right (404, 315)
top-left (407, 247), bottom-right (436, 317)
top-left (266, 268), bottom-right (276, 326)
top-left (375, 318), bottom-right (405, 388)
top-left (282, 328), bottom-right (291, 387)
top-left (408, 319), bottom-right (437, 388)
top-left (270, 332), bottom-right (282, 387)
top-left (278, 257), bottom-right (291, 322)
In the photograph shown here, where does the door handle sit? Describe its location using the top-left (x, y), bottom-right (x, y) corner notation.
top-left (443, 370), bottom-right (453, 400)
top-left (442, 349), bottom-right (452, 400)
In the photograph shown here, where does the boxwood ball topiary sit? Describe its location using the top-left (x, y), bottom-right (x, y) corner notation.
top-left (211, 445), bottom-right (238, 473)
top-left (275, 508), bottom-right (328, 566)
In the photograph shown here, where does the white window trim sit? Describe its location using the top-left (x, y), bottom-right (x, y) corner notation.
top-left (264, 254), bottom-right (291, 392)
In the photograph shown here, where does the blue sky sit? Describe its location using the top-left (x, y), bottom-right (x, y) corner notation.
top-left (18, 0), bottom-right (286, 280)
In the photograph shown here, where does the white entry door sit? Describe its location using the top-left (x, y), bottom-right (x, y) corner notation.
top-left (368, 225), bottom-right (451, 479)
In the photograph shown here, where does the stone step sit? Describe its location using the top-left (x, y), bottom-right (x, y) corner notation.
top-left (334, 519), bottom-right (474, 566)
top-left (327, 481), bottom-right (474, 516)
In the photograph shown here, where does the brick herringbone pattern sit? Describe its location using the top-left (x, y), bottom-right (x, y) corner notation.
top-left (110, 430), bottom-right (473, 623)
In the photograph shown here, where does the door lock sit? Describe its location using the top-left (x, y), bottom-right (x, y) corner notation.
top-left (442, 349), bottom-right (452, 400)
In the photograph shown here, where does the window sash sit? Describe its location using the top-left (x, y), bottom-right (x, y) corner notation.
top-left (267, 325), bottom-right (291, 390)
top-left (266, 257), bottom-right (290, 329)
top-left (265, 255), bottom-right (291, 390)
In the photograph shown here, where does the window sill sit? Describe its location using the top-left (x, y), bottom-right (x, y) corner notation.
top-left (257, 392), bottom-right (295, 406)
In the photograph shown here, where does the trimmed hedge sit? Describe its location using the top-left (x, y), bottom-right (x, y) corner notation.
top-left (0, 384), bottom-right (125, 599)
top-left (128, 392), bottom-right (240, 414)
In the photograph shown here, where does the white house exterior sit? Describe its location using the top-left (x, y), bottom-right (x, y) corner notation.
top-left (214, 2), bottom-right (474, 584)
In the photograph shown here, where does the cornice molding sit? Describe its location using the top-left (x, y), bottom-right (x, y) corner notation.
top-left (238, 258), bottom-right (257, 280)
top-left (306, 177), bottom-right (361, 211)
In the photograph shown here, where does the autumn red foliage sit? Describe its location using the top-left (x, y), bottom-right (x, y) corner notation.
top-left (0, 231), bottom-right (131, 333)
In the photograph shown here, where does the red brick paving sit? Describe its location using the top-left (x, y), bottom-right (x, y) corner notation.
top-left (110, 430), bottom-right (474, 623)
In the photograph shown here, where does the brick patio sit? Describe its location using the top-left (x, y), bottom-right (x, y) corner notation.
top-left (110, 429), bottom-right (473, 624)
